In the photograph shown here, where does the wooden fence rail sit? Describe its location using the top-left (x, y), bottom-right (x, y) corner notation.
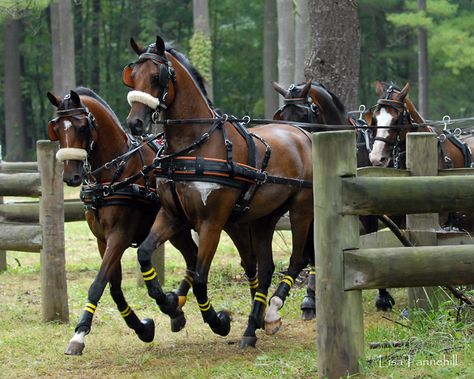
top-left (313, 131), bottom-right (474, 379)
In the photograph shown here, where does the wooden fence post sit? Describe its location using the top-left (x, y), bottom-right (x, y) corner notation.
top-left (406, 132), bottom-right (443, 311)
top-left (0, 196), bottom-right (5, 271)
top-left (313, 130), bottom-right (364, 378)
top-left (37, 140), bottom-right (69, 322)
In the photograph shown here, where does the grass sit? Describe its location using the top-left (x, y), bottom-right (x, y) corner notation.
top-left (0, 189), bottom-right (473, 378)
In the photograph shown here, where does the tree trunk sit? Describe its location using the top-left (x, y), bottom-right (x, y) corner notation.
top-left (418, 0), bottom-right (428, 118)
top-left (295, 0), bottom-right (310, 84)
top-left (3, 17), bottom-right (26, 161)
top-left (193, 0), bottom-right (213, 100)
top-left (263, 0), bottom-right (278, 118)
top-left (305, 0), bottom-right (360, 110)
top-left (50, 0), bottom-right (76, 96)
top-left (276, 0), bottom-right (295, 106)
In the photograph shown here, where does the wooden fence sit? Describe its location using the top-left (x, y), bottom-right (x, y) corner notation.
top-left (0, 141), bottom-right (69, 322)
top-left (313, 131), bottom-right (474, 378)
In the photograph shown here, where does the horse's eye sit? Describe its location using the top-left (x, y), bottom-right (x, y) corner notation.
top-left (151, 74), bottom-right (161, 86)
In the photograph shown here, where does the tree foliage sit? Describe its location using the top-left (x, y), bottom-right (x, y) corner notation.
top-left (1, 0), bottom-right (474, 159)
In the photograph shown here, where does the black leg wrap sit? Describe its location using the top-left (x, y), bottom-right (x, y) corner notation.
top-left (250, 300), bottom-right (266, 329)
top-left (375, 289), bottom-right (395, 312)
top-left (301, 287), bottom-right (316, 321)
top-left (75, 311), bottom-right (94, 334)
top-left (273, 282), bottom-right (291, 303)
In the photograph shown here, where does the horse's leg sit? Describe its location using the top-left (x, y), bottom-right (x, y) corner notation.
top-left (239, 218), bottom-right (277, 348)
top-left (108, 260), bottom-right (155, 343)
top-left (225, 223), bottom-right (258, 300)
top-left (65, 235), bottom-right (132, 355)
top-left (137, 210), bottom-right (186, 332)
top-left (301, 221), bottom-right (316, 320)
top-left (168, 229), bottom-right (198, 310)
top-left (192, 224), bottom-right (231, 336)
top-left (265, 212), bottom-right (312, 335)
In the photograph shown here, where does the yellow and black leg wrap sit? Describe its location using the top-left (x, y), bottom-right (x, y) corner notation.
top-left (75, 302), bottom-right (97, 333)
top-left (250, 292), bottom-right (267, 328)
top-left (274, 275), bottom-right (295, 301)
top-left (177, 272), bottom-right (194, 307)
top-left (141, 265), bottom-right (166, 304)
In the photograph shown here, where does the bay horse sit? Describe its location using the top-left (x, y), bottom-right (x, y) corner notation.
top-left (272, 80), bottom-right (395, 315)
top-left (368, 80), bottom-right (474, 230)
top-left (123, 36), bottom-right (313, 348)
top-left (47, 87), bottom-right (198, 355)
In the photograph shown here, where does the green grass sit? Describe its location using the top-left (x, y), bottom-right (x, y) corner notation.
top-left (1, 215), bottom-right (473, 378)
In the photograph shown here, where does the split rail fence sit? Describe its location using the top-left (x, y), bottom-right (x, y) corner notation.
top-left (313, 131), bottom-right (474, 379)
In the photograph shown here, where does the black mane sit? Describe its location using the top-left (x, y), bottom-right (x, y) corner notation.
top-left (145, 41), bottom-right (213, 108)
top-left (73, 87), bottom-right (122, 127)
top-left (303, 81), bottom-right (346, 114)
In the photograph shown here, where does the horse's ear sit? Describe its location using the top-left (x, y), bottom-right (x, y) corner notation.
top-left (130, 37), bottom-right (142, 55)
top-left (155, 36), bottom-right (165, 55)
top-left (398, 82), bottom-right (410, 100)
top-left (122, 64), bottom-right (134, 88)
top-left (47, 91), bottom-right (61, 108)
top-left (70, 90), bottom-right (81, 106)
top-left (374, 80), bottom-right (384, 97)
top-left (272, 81), bottom-right (288, 97)
top-left (300, 79), bottom-right (312, 98)
top-left (47, 120), bottom-right (58, 141)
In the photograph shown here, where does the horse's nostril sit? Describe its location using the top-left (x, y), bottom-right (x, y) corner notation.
top-left (128, 118), bottom-right (143, 134)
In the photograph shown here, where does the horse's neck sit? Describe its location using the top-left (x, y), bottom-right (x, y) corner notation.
top-left (83, 98), bottom-right (129, 172)
top-left (164, 55), bottom-right (216, 149)
top-left (404, 97), bottom-right (429, 131)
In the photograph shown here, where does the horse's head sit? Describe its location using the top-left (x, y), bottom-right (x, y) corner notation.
top-left (47, 90), bottom-right (96, 186)
top-left (272, 80), bottom-right (314, 122)
top-left (272, 80), bottom-right (346, 126)
top-left (369, 81), bottom-right (411, 167)
top-left (123, 36), bottom-right (176, 136)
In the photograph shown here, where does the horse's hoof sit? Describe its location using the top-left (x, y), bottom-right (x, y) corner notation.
top-left (239, 336), bottom-right (257, 349)
top-left (301, 308), bottom-right (316, 321)
top-left (64, 341), bottom-right (85, 356)
top-left (171, 312), bottom-right (186, 332)
top-left (211, 310), bottom-right (231, 336)
top-left (137, 318), bottom-right (155, 343)
top-left (375, 293), bottom-right (395, 312)
top-left (265, 318), bottom-right (282, 335)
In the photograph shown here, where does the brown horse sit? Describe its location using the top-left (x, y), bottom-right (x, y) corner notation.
top-left (369, 81), bottom-right (474, 169)
top-left (368, 80), bottom-right (474, 230)
top-left (272, 80), bottom-right (395, 315)
top-left (123, 36), bottom-right (313, 347)
top-left (47, 87), bottom-right (198, 355)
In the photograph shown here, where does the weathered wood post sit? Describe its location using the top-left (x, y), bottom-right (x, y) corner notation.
top-left (313, 130), bottom-right (364, 378)
top-left (406, 132), bottom-right (441, 310)
top-left (37, 140), bottom-right (69, 322)
top-left (0, 195), bottom-right (5, 271)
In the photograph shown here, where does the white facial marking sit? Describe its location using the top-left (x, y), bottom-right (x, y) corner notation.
top-left (63, 120), bottom-right (72, 131)
top-left (369, 108), bottom-right (394, 166)
top-left (191, 182), bottom-right (221, 206)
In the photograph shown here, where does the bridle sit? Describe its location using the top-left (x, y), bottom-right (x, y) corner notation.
top-left (50, 105), bottom-right (97, 165)
top-left (125, 49), bottom-right (176, 123)
top-left (373, 85), bottom-right (414, 168)
top-left (274, 84), bottom-right (320, 124)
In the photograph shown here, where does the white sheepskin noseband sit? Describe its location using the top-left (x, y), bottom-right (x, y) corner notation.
top-left (127, 90), bottom-right (161, 110)
top-left (56, 148), bottom-right (87, 162)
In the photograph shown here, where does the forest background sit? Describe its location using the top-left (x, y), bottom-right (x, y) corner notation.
top-left (1, 0), bottom-right (473, 160)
